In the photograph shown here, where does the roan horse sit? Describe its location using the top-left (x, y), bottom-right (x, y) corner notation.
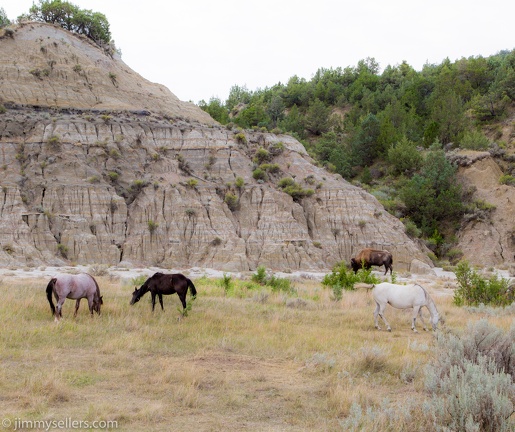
top-left (130, 272), bottom-right (197, 312)
top-left (369, 282), bottom-right (440, 332)
top-left (46, 273), bottom-right (103, 321)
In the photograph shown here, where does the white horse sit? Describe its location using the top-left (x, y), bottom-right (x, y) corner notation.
top-left (371, 282), bottom-right (440, 332)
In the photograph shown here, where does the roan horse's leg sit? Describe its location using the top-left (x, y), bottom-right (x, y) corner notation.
top-left (415, 306), bottom-right (428, 331)
top-left (374, 302), bottom-right (392, 331)
top-left (55, 297), bottom-right (66, 322)
top-left (74, 299), bottom-right (81, 317)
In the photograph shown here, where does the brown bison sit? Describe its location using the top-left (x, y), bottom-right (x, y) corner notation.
top-left (351, 248), bottom-right (393, 275)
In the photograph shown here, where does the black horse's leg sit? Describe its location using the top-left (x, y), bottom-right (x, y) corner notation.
top-left (151, 292), bottom-right (156, 312)
top-left (178, 292), bottom-right (187, 310)
top-left (158, 293), bottom-right (164, 311)
top-left (74, 299), bottom-right (81, 317)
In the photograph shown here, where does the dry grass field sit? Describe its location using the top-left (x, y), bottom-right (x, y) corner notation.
top-left (0, 272), bottom-right (512, 431)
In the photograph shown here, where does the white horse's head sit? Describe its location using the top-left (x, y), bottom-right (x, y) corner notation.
top-left (431, 311), bottom-right (440, 330)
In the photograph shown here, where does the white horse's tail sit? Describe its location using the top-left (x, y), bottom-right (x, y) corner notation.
top-left (354, 283), bottom-right (374, 290)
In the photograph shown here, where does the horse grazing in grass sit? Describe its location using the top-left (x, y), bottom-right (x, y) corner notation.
top-left (130, 272), bottom-right (197, 312)
top-left (371, 282), bottom-right (440, 332)
top-left (46, 273), bottom-right (103, 321)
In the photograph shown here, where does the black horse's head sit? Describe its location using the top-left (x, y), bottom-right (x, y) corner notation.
top-left (130, 285), bottom-right (148, 305)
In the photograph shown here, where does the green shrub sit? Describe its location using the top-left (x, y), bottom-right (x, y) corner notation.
top-left (186, 178), bottom-right (198, 188)
top-left (401, 217), bottom-right (422, 238)
top-left (108, 171), bottom-right (119, 181)
top-left (259, 163), bottom-right (281, 174)
top-left (235, 177), bottom-right (245, 190)
top-left (387, 136), bottom-right (423, 175)
top-left (234, 132), bottom-right (247, 144)
top-left (252, 168), bottom-right (268, 181)
top-left (424, 320), bottom-right (515, 431)
top-left (253, 147), bottom-right (271, 164)
top-left (185, 208), bottom-right (196, 217)
top-left (322, 261), bottom-right (379, 300)
top-left (47, 134), bottom-right (61, 149)
top-left (499, 174), bottom-right (515, 186)
top-left (277, 177), bottom-right (314, 201)
top-left (453, 260), bottom-right (513, 306)
top-left (224, 192), bottom-right (239, 211)
top-left (460, 129), bottom-right (490, 150)
top-left (211, 237), bottom-right (222, 246)
top-left (251, 265), bottom-right (268, 285)
top-left (269, 141), bottom-right (285, 156)
top-left (251, 266), bottom-right (292, 293)
top-left (219, 273), bottom-right (232, 295)
top-left (147, 220), bottom-right (158, 234)
top-left (130, 275), bottom-right (148, 287)
top-left (57, 243), bottom-right (68, 259)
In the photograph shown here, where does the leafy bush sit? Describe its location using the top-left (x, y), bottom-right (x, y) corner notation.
top-left (387, 136), bottom-right (423, 175)
top-left (424, 320), bottom-right (515, 431)
top-left (234, 132), bottom-right (247, 144)
top-left (0, 7), bottom-right (11, 28)
top-left (224, 192), bottom-right (239, 211)
top-left (219, 273), bottom-right (232, 295)
top-left (253, 147), bottom-right (271, 164)
top-left (453, 260), bottom-right (513, 307)
top-left (186, 178), bottom-right (198, 189)
top-left (277, 178), bottom-right (314, 201)
top-left (252, 168), bottom-right (268, 181)
top-left (147, 220), bottom-right (158, 234)
top-left (259, 163), bottom-right (281, 174)
top-left (460, 129), bottom-right (491, 150)
top-left (251, 266), bottom-right (293, 293)
top-left (322, 261), bottom-right (379, 300)
top-left (235, 177), bottom-right (245, 190)
top-left (57, 243), bottom-right (68, 259)
top-left (499, 174), bottom-right (515, 186)
top-left (342, 320), bottom-right (515, 431)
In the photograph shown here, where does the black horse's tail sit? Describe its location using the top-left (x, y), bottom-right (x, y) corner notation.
top-left (187, 278), bottom-right (197, 298)
top-left (46, 278), bottom-right (56, 315)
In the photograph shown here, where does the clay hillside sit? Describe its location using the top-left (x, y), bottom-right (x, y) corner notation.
top-left (0, 21), bottom-right (501, 273)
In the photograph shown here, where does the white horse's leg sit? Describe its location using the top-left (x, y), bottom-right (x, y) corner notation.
top-left (374, 302), bottom-right (381, 330)
top-left (411, 306), bottom-right (421, 332)
top-left (378, 303), bottom-right (391, 332)
top-left (417, 307), bottom-right (428, 331)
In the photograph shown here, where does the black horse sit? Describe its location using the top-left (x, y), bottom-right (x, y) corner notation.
top-left (130, 272), bottom-right (197, 312)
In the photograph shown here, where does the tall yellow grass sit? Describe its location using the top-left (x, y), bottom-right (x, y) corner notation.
top-left (0, 275), bottom-right (511, 431)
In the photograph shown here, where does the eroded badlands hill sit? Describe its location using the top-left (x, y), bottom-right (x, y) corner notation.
top-left (0, 22), bottom-right (432, 271)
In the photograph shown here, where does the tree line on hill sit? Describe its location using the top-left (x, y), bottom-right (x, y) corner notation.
top-left (199, 52), bottom-right (515, 261)
top-left (1, 0), bottom-right (111, 46)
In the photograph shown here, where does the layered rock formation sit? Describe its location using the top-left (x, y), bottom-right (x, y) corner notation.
top-left (454, 151), bottom-right (515, 267)
top-left (0, 22), bottom-right (433, 271)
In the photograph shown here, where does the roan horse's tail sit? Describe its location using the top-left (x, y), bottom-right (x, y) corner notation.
top-left (46, 278), bottom-right (57, 315)
top-left (187, 278), bottom-right (197, 298)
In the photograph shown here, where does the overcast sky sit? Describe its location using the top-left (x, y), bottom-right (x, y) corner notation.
top-left (2, 0), bottom-right (514, 103)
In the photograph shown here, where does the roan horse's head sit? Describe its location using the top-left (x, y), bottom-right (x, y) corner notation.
top-left (93, 295), bottom-right (103, 314)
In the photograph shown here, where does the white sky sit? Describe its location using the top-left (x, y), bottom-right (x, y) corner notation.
top-left (2, 0), bottom-right (514, 103)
